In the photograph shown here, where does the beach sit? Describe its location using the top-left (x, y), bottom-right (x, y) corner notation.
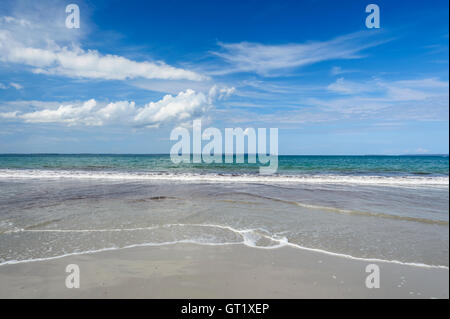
top-left (1, 0), bottom-right (448, 303)
top-left (0, 243), bottom-right (448, 298)
top-left (0, 155), bottom-right (448, 298)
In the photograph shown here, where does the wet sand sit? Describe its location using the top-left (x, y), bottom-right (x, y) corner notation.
top-left (0, 243), bottom-right (447, 298)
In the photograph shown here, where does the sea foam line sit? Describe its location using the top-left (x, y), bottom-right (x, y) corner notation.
top-left (1, 223), bottom-right (448, 269)
top-left (0, 169), bottom-right (448, 187)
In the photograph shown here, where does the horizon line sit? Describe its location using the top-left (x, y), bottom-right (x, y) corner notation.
top-left (0, 153), bottom-right (448, 157)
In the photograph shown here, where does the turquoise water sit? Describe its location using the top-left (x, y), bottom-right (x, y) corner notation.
top-left (0, 154), bottom-right (448, 176)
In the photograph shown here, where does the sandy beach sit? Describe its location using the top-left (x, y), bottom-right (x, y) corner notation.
top-left (0, 243), bottom-right (447, 299)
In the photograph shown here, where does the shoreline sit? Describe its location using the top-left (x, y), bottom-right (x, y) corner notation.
top-left (0, 243), bottom-right (448, 298)
top-left (1, 239), bottom-right (448, 270)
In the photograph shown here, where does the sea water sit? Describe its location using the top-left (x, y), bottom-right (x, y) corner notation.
top-left (0, 154), bottom-right (448, 267)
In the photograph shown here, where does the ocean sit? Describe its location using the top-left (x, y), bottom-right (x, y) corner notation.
top-left (0, 154), bottom-right (448, 267)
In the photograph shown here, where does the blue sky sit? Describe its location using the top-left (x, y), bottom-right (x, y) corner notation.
top-left (0, 0), bottom-right (448, 154)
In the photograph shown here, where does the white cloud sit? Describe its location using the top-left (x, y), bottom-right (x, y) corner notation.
top-left (330, 66), bottom-right (344, 75)
top-left (0, 82), bottom-right (23, 90)
top-left (211, 32), bottom-right (388, 76)
top-left (134, 89), bottom-right (209, 125)
top-left (0, 5), bottom-right (206, 82)
top-left (208, 85), bottom-right (235, 102)
top-left (327, 78), bottom-right (376, 95)
top-left (0, 111), bottom-right (19, 119)
top-left (0, 16), bottom-right (31, 27)
top-left (131, 79), bottom-right (214, 95)
top-left (9, 82), bottom-right (23, 90)
top-left (18, 99), bottom-right (99, 125)
top-left (218, 76), bottom-right (449, 126)
top-left (327, 77), bottom-right (448, 101)
top-left (315, 77), bottom-right (450, 119)
top-left (330, 66), bottom-right (357, 76)
top-left (392, 78), bottom-right (449, 89)
top-left (0, 31), bottom-right (206, 81)
top-left (309, 96), bottom-right (389, 115)
top-left (0, 87), bottom-right (234, 127)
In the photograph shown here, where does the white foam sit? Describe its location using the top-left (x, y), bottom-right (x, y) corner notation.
top-left (0, 169), bottom-right (448, 187)
top-left (3, 223), bottom-right (448, 269)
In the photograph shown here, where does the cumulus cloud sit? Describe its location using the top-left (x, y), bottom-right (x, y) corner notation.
top-left (133, 89), bottom-right (210, 125)
top-left (208, 85), bottom-right (235, 102)
top-left (211, 32), bottom-right (388, 76)
top-left (0, 87), bottom-right (234, 127)
top-left (17, 99), bottom-right (100, 125)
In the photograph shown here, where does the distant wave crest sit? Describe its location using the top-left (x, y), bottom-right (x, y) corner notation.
top-left (0, 169), bottom-right (448, 187)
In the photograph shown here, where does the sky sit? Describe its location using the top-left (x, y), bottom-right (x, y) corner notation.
top-left (0, 0), bottom-right (448, 155)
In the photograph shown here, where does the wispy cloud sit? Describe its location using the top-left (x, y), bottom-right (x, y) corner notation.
top-left (314, 77), bottom-right (449, 119)
top-left (9, 82), bottom-right (23, 89)
top-left (327, 77), bottom-right (377, 95)
top-left (0, 82), bottom-right (23, 90)
top-left (330, 66), bottom-right (358, 76)
top-left (327, 77), bottom-right (448, 100)
top-left (215, 76), bottom-right (449, 127)
top-left (210, 31), bottom-right (389, 76)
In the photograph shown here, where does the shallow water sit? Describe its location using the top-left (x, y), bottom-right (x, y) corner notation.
top-left (0, 172), bottom-right (448, 267)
